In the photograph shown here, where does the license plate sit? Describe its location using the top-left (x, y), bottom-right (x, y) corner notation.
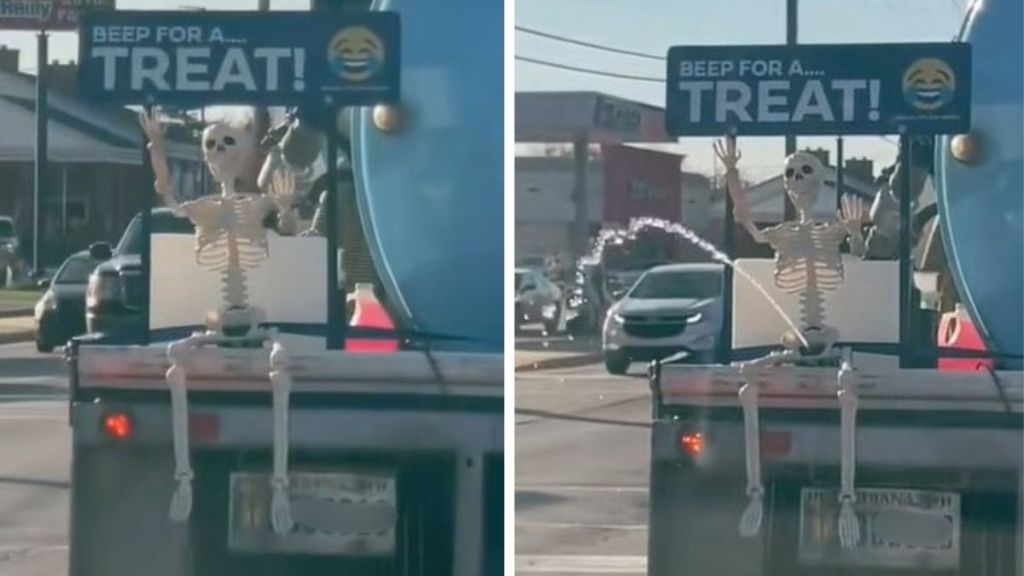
top-left (798, 487), bottom-right (960, 570)
top-left (229, 470), bottom-right (397, 555)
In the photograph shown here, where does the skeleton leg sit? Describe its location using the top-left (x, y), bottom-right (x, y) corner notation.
top-left (737, 351), bottom-right (796, 537)
top-left (738, 379), bottom-right (763, 537)
top-left (166, 333), bottom-right (217, 523)
top-left (268, 338), bottom-right (294, 535)
top-left (837, 358), bottom-right (861, 548)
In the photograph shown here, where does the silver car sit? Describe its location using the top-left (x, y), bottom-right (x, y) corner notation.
top-left (602, 263), bottom-right (724, 374)
top-left (515, 267), bottom-right (562, 333)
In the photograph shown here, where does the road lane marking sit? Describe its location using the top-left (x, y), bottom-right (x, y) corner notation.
top-left (516, 521), bottom-right (646, 531)
top-left (517, 485), bottom-right (647, 493)
top-left (0, 400), bottom-right (65, 421)
top-left (516, 554), bottom-right (646, 574)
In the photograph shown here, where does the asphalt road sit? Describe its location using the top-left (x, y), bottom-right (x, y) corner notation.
top-left (516, 361), bottom-right (652, 575)
top-left (0, 343), bottom-right (70, 575)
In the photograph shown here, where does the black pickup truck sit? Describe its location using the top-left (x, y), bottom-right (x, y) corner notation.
top-left (85, 208), bottom-right (194, 336)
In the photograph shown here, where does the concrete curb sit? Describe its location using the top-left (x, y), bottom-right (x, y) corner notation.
top-left (515, 352), bottom-right (602, 373)
top-left (0, 308), bottom-right (32, 319)
top-left (0, 329), bottom-right (34, 345)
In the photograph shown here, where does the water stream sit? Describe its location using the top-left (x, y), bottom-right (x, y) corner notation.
top-left (577, 217), bottom-right (810, 349)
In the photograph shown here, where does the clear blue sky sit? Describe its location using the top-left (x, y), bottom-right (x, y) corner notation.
top-left (516, 0), bottom-right (967, 181)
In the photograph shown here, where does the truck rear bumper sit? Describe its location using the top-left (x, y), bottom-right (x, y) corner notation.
top-left (70, 400), bottom-right (502, 576)
top-left (648, 416), bottom-right (1023, 576)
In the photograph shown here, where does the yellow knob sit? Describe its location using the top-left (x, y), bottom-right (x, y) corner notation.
top-left (949, 133), bottom-right (980, 164)
top-left (372, 104), bottom-right (402, 133)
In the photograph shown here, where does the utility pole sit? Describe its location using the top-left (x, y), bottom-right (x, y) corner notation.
top-left (783, 0), bottom-right (798, 221)
top-left (33, 30), bottom-right (48, 274)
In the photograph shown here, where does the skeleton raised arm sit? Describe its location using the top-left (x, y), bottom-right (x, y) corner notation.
top-left (714, 137), bottom-right (771, 245)
top-left (139, 109), bottom-right (187, 216)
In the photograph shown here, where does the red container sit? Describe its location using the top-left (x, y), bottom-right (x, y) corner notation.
top-left (937, 304), bottom-right (994, 372)
top-left (347, 283), bottom-right (399, 353)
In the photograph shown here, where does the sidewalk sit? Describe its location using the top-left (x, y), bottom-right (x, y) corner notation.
top-left (0, 314), bottom-right (34, 345)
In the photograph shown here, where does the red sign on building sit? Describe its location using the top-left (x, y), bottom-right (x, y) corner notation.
top-left (602, 144), bottom-right (682, 225)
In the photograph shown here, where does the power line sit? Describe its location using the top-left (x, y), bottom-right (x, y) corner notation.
top-left (515, 55), bottom-right (665, 83)
top-left (516, 25), bottom-right (665, 61)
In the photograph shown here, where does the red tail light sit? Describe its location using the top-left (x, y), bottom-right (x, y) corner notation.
top-left (103, 412), bottom-right (132, 441)
top-left (679, 433), bottom-right (704, 456)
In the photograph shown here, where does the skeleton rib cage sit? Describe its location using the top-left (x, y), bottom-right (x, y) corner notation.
top-left (769, 223), bottom-right (847, 329)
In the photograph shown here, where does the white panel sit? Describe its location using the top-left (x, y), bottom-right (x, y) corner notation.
top-left (150, 232), bottom-right (327, 330)
top-left (731, 257), bottom-right (900, 348)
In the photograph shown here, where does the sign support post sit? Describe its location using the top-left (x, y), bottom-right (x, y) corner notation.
top-left (898, 136), bottom-right (913, 368)
top-left (784, 0), bottom-right (798, 221)
top-left (325, 105), bottom-right (343, 349)
top-left (719, 134), bottom-right (736, 365)
top-left (836, 136), bottom-right (844, 211)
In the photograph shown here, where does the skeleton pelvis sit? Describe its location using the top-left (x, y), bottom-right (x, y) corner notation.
top-left (206, 305), bottom-right (266, 338)
top-left (782, 325), bottom-right (837, 357)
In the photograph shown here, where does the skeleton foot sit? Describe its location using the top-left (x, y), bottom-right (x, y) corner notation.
top-left (269, 339), bottom-right (294, 535)
top-left (837, 362), bottom-right (861, 548)
top-left (738, 372), bottom-right (764, 538)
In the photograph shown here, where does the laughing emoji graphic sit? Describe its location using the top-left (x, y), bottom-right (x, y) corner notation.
top-left (903, 58), bottom-right (956, 111)
top-left (328, 27), bottom-right (385, 82)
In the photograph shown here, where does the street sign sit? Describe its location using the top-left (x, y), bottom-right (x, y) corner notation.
top-left (0, 0), bottom-right (113, 31)
top-left (78, 10), bottom-right (400, 107)
top-left (665, 43), bottom-right (971, 136)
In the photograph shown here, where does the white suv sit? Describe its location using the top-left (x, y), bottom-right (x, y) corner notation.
top-left (602, 263), bottom-right (724, 374)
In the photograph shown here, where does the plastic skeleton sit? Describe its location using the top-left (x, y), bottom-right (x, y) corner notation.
top-left (141, 110), bottom-right (303, 535)
top-left (715, 137), bottom-right (867, 548)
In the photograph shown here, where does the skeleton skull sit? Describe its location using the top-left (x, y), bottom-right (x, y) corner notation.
top-left (202, 122), bottom-right (256, 187)
top-left (782, 152), bottom-right (824, 216)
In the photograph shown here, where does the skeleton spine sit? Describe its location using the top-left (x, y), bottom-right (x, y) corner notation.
top-left (222, 232), bottom-right (249, 308)
top-left (800, 267), bottom-right (826, 329)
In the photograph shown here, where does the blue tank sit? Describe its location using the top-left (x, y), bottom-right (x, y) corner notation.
top-left (350, 0), bottom-right (503, 351)
top-left (935, 0), bottom-right (1023, 364)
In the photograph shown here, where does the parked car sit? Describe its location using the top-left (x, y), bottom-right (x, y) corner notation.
top-left (86, 209), bottom-right (194, 336)
top-left (514, 266), bottom-right (562, 333)
top-left (34, 250), bottom-right (104, 352)
top-left (602, 263), bottom-right (724, 375)
top-left (0, 216), bottom-right (19, 282)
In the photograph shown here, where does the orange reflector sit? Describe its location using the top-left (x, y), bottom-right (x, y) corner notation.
top-left (103, 413), bottom-right (132, 441)
top-left (761, 431), bottom-right (792, 458)
top-left (189, 413), bottom-right (220, 442)
top-left (679, 432), bottom-right (704, 456)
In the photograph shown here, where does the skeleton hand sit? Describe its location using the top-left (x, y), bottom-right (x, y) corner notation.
top-left (839, 195), bottom-right (866, 234)
top-left (840, 195), bottom-right (868, 258)
top-left (266, 169), bottom-right (301, 235)
top-left (138, 109), bottom-right (165, 150)
top-left (266, 169), bottom-right (298, 211)
top-left (713, 137), bottom-right (742, 171)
